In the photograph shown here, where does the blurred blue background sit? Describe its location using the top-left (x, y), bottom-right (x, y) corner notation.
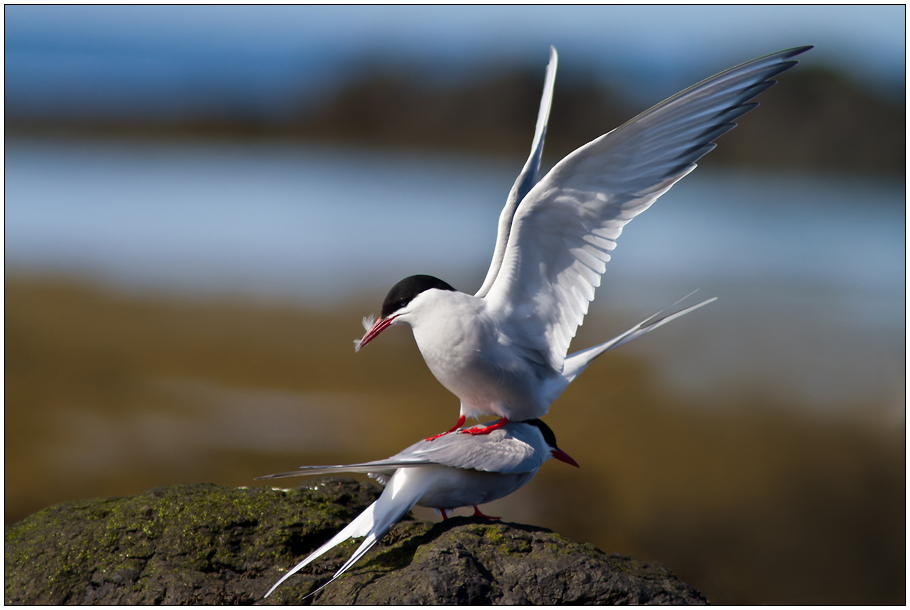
top-left (5, 5), bottom-right (905, 605)
top-left (5, 5), bottom-right (905, 117)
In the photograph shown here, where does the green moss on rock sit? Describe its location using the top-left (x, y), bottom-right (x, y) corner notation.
top-left (5, 479), bottom-right (706, 605)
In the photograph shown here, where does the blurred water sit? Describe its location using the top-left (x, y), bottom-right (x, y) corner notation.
top-left (6, 138), bottom-right (904, 416)
top-left (5, 138), bottom-right (508, 298)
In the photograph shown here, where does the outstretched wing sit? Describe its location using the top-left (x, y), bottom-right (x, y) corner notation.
top-left (475, 46), bottom-right (558, 298)
top-left (483, 46), bottom-right (811, 373)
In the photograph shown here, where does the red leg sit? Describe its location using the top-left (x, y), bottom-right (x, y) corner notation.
top-left (472, 505), bottom-right (501, 520)
top-left (440, 509), bottom-right (449, 521)
top-left (461, 417), bottom-right (509, 436)
top-left (425, 415), bottom-right (466, 441)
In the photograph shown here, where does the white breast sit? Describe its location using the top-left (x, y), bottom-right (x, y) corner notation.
top-left (406, 290), bottom-right (555, 420)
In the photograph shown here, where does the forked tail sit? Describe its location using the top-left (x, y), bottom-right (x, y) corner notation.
top-left (545, 293), bottom-right (716, 403)
top-left (263, 468), bottom-right (429, 599)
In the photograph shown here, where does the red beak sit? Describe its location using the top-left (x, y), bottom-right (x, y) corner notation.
top-left (356, 316), bottom-right (396, 352)
top-left (551, 448), bottom-right (580, 468)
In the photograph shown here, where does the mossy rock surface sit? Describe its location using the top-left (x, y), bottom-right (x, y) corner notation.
top-left (5, 479), bottom-right (706, 605)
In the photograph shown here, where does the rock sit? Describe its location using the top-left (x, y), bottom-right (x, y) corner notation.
top-left (5, 479), bottom-right (706, 605)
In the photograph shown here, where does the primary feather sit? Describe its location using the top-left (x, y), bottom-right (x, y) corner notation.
top-left (476, 45), bottom-right (559, 298)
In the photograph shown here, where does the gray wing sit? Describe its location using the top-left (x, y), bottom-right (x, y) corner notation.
top-left (255, 421), bottom-right (546, 481)
top-left (483, 46), bottom-right (812, 373)
top-left (475, 46), bottom-right (558, 298)
top-left (255, 461), bottom-right (408, 481)
top-left (383, 420), bottom-right (546, 474)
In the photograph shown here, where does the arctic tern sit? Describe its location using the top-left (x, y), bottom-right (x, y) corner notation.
top-left (258, 418), bottom-right (577, 599)
top-left (355, 46), bottom-right (811, 437)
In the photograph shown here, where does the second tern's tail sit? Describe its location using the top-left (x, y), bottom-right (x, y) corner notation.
top-left (263, 468), bottom-right (430, 600)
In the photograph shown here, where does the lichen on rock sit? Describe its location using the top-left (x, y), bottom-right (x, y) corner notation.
top-left (5, 479), bottom-right (706, 605)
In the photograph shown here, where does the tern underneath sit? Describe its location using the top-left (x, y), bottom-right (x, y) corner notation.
top-left (258, 418), bottom-right (577, 599)
top-left (356, 46), bottom-right (811, 437)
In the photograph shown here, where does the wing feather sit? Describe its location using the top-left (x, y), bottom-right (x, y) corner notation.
top-left (483, 46), bottom-right (811, 371)
top-left (385, 421), bottom-right (546, 474)
top-left (256, 421), bottom-right (547, 483)
top-left (476, 47), bottom-right (558, 298)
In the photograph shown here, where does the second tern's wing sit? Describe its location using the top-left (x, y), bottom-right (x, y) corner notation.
top-left (475, 46), bottom-right (558, 298)
top-left (383, 421), bottom-right (547, 474)
top-left (256, 421), bottom-right (546, 482)
top-left (483, 46), bottom-right (811, 373)
top-left (256, 461), bottom-right (414, 481)
top-left (256, 458), bottom-right (420, 481)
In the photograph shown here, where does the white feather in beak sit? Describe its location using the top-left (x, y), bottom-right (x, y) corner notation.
top-left (353, 315), bottom-right (377, 351)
